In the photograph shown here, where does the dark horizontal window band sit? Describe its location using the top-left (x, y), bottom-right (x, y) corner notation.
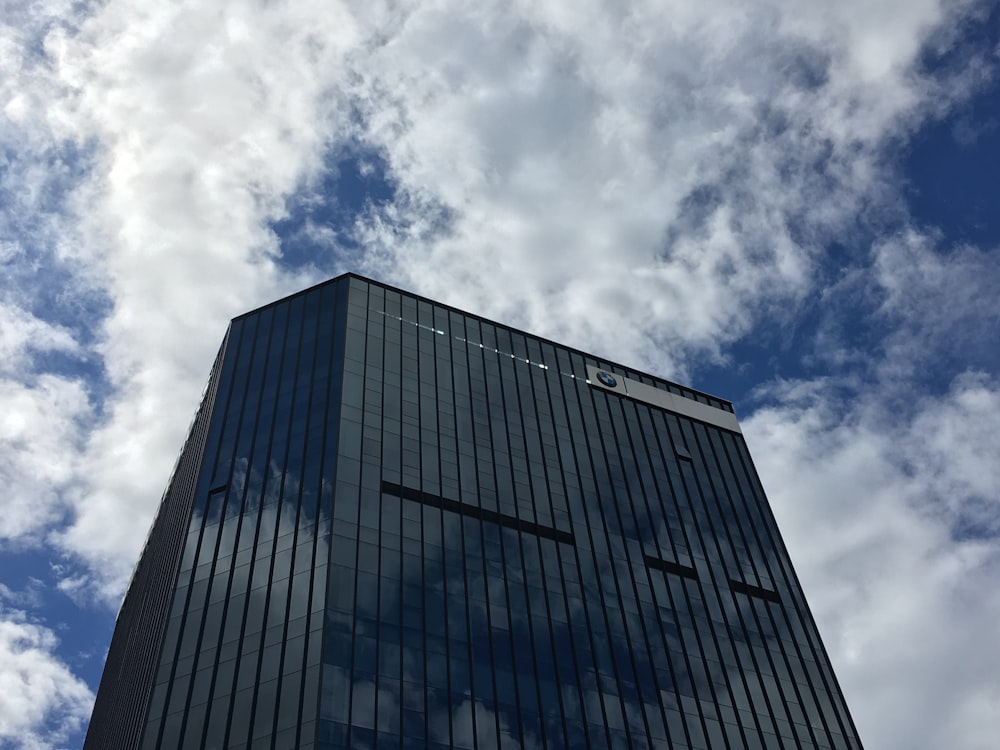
top-left (381, 481), bottom-right (575, 546)
top-left (730, 579), bottom-right (780, 603)
top-left (208, 485), bottom-right (227, 495)
top-left (644, 555), bottom-right (698, 580)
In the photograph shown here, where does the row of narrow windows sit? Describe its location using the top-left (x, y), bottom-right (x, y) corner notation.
top-left (384, 480), bottom-right (780, 604)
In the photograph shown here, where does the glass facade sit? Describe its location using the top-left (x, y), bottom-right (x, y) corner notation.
top-left (86, 273), bottom-right (864, 750)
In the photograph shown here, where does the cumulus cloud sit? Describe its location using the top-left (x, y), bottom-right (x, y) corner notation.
top-left (0, 0), bottom-right (998, 748)
top-left (874, 232), bottom-right (1000, 378)
top-left (0, 0), bottom-right (985, 602)
top-left (344, 0), bottom-right (987, 372)
top-left (744, 372), bottom-right (1000, 750)
top-left (29, 0), bottom-right (363, 595)
top-left (0, 306), bottom-right (80, 376)
top-left (0, 374), bottom-right (90, 543)
top-left (0, 608), bottom-right (94, 750)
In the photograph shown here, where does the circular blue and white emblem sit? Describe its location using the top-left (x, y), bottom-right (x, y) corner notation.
top-left (596, 371), bottom-right (618, 388)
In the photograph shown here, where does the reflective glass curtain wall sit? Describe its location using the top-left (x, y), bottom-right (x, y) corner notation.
top-left (86, 274), bottom-right (864, 750)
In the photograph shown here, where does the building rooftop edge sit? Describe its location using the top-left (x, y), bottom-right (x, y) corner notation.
top-left (230, 271), bottom-right (736, 411)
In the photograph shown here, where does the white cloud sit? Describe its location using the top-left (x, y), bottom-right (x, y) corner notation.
top-left (0, 0), bottom-right (998, 747)
top-left (0, 582), bottom-right (45, 612)
top-left (31, 0), bottom-right (363, 595)
top-left (743, 372), bottom-right (1000, 750)
top-left (0, 374), bottom-right (90, 543)
top-left (0, 0), bottom-right (980, 597)
top-left (344, 0), bottom-right (986, 374)
top-left (0, 306), bottom-right (81, 376)
top-left (0, 608), bottom-right (93, 750)
top-left (874, 232), bottom-right (1000, 377)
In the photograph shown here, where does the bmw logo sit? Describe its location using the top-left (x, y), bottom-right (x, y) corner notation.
top-left (596, 371), bottom-right (618, 388)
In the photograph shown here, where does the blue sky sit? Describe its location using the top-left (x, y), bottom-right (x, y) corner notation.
top-left (1, 1), bottom-right (998, 748)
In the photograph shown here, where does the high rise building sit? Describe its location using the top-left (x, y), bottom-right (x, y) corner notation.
top-left (85, 273), bottom-right (863, 750)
